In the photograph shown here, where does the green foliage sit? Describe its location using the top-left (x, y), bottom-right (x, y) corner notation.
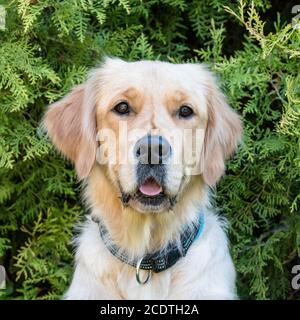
top-left (0, 0), bottom-right (299, 299)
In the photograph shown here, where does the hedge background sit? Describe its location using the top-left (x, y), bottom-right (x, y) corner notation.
top-left (0, 0), bottom-right (299, 299)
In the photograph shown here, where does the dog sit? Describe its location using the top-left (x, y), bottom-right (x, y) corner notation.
top-left (43, 57), bottom-right (242, 299)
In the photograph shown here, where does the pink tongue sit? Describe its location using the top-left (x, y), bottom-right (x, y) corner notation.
top-left (139, 179), bottom-right (162, 196)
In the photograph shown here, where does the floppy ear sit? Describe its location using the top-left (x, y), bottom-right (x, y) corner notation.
top-left (43, 83), bottom-right (97, 180)
top-left (202, 74), bottom-right (242, 187)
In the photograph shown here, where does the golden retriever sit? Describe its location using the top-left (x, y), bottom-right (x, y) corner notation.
top-left (43, 57), bottom-right (242, 299)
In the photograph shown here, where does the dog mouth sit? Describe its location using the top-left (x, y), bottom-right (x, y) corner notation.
top-left (138, 177), bottom-right (163, 197)
top-left (135, 177), bottom-right (167, 209)
top-left (120, 176), bottom-right (176, 212)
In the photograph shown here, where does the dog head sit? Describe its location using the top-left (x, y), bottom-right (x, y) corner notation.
top-left (44, 57), bottom-right (242, 214)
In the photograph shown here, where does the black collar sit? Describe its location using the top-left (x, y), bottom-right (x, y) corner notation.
top-left (93, 213), bottom-right (205, 274)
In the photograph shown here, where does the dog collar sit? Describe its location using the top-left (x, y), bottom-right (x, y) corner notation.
top-left (93, 212), bottom-right (205, 284)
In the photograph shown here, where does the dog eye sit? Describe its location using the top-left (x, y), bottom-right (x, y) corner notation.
top-left (178, 105), bottom-right (194, 118)
top-left (113, 102), bottom-right (130, 115)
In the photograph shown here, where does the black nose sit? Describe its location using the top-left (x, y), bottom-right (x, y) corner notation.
top-left (135, 135), bottom-right (171, 165)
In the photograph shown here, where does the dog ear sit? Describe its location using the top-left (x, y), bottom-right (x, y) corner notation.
top-left (43, 83), bottom-right (97, 180)
top-left (202, 74), bottom-right (242, 187)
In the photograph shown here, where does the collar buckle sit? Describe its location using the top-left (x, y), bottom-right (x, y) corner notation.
top-left (136, 257), bottom-right (152, 285)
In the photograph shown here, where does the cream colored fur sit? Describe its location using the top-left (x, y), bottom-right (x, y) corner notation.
top-left (43, 57), bottom-right (242, 300)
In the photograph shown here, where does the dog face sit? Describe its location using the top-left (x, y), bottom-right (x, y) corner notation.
top-left (44, 58), bottom-right (242, 214)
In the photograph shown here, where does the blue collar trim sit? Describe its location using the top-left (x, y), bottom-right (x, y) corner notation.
top-left (194, 212), bottom-right (205, 241)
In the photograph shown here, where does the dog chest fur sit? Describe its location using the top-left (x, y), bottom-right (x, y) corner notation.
top-left (65, 210), bottom-right (236, 300)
